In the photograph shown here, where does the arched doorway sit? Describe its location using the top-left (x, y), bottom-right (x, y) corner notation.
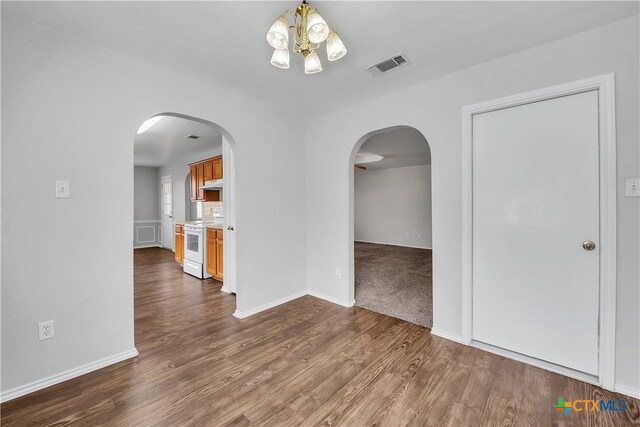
top-left (133, 112), bottom-right (238, 299)
top-left (349, 126), bottom-right (433, 327)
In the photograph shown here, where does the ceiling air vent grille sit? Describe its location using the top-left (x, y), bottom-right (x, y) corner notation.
top-left (367, 53), bottom-right (411, 77)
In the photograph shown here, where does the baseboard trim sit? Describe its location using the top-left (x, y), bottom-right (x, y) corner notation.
top-left (355, 240), bottom-right (432, 250)
top-left (307, 290), bottom-right (354, 308)
top-left (233, 290), bottom-right (308, 319)
top-left (0, 347), bottom-right (139, 403)
top-left (614, 383), bottom-right (640, 399)
top-left (430, 328), bottom-right (464, 343)
top-left (133, 244), bottom-right (162, 249)
top-left (220, 286), bottom-right (233, 294)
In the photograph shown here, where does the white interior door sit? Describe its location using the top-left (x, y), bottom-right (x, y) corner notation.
top-left (161, 175), bottom-right (174, 250)
top-left (472, 90), bottom-right (600, 375)
top-left (223, 138), bottom-right (237, 294)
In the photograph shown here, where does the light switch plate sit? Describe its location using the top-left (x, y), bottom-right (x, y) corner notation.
top-left (625, 178), bottom-right (639, 197)
top-left (56, 180), bottom-right (70, 198)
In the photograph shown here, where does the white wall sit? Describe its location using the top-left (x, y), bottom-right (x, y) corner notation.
top-left (1, 13), bottom-right (307, 397)
top-left (134, 166), bottom-right (159, 220)
top-left (355, 165), bottom-right (432, 249)
top-left (306, 17), bottom-right (639, 392)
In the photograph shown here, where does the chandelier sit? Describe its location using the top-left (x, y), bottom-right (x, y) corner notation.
top-left (266, 0), bottom-right (347, 74)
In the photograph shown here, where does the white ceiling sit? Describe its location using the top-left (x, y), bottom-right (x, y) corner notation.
top-left (2, 2), bottom-right (637, 114)
top-left (134, 115), bottom-right (222, 167)
top-left (358, 127), bottom-right (430, 170)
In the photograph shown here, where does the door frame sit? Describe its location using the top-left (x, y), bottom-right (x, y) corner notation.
top-left (461, 74), bottom-right (617, 389)
top-left (222, 136), bottom-right (237, 294)
top-left (160, 174), bottom-right (174, 251)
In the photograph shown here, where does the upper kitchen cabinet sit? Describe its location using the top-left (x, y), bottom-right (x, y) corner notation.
top-left (196, 163), bottom-right (205, 200)
top-left (203, 156), bottom-right (222, 181)
top-left (189, 155), bottom-right (222, 202)
top-left (190, 165), bottom-right (198, 200)
top-left (204, 159), bottom-right (214, 181)
top-left (212, 156), bottom-right (222, 180)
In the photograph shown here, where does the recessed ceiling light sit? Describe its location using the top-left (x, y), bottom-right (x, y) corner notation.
top-left (136, 116), bottom-right (163, 134)
top-left (184, 134), bottom-right (200, 139)
top-left (356, 150), bottom-right (384, 164)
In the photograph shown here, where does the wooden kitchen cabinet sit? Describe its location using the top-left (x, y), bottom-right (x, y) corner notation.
top-left (212, 156), bottom-right (222, 180)
top-left (215, 231), bottom-right (224, 279)
top-left (189, 155), bottom-right (223, 202)
top-left (206, 231), bottom-right (216, 276)
top-left (206, 227), bottom-right (223, 281)
top-left (189, 165), bottom-right (198, 200)
top-left (196, 163), bottom-right (205, 200)
top-left (175, 224), bottom-right (184, 264)
top-left (203, 159), bottom-right (214, 181)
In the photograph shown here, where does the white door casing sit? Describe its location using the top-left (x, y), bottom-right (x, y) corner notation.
top-left (161, 175), bottom-right (174, 251)
top-left (462, 74), bottom-right (617, 389)
top-left (222, 138), bottom-right (237, 294)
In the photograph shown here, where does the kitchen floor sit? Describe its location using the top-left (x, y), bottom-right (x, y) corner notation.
top-left (355, 241), bottom-right (433, 328)
top-left (2, 247), bottom-right (638, 426)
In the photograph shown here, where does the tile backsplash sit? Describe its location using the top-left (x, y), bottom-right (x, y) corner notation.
top-left (203, 201), bottom-right (223, 221)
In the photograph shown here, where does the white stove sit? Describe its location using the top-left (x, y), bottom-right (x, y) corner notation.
top-left (183, 224), bottom-right (212, 279)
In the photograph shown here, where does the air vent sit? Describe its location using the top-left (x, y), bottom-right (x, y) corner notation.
top-left (367, 53), bottom-right (411, 77)
top-left (184, 134), bottom-right (200, 139)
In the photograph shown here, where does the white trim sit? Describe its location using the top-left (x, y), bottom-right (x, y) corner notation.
top-left (133, 244), bottom-right (162, 249)
top-left (308, 290), bottom-right (354, 307)
top-left (614, 384), bottom-right (640, 399)
top-left (135, 225), bottom-right (156, 244)
top-left (0, 348), bottom-right (138, 403)
top-left (430, 328), bottom-right (464, 344)
top-left (471, 341), bottom-right (599, 386)
top-left (232, 290), bottom-right (356, 319)
top-left (461, 73), bottom-right (617, 389)
top-left (233, 290), bottom-right (307, 319)
top-left (354, 240), bottom-right (432, 250)
top-left (133, 219), bottom-right (161, 224)
top-left (220, 286), bottom-right (233, 294)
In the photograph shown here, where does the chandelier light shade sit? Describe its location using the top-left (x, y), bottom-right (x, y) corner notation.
top-left (304, 50), bottom-right (322, 74)
top-left (306, 11), bottom-right (329, 43)
top-left (271, 48), bottom-right (290, 69)
top-left (326, 30), bottom-right (347, 61)
top-left (266, 16), bottom-right (289, 49)
top-left (266, 0), bottom-right (346, 74)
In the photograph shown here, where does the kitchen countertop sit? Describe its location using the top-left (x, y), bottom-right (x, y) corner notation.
top-left (182, 220), bottom-right (224, 229)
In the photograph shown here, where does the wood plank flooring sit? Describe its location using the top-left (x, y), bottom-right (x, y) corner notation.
top-left (2, 247), bottom-right (638, 426)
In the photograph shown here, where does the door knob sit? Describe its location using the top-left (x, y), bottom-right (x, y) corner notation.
top-left (227, 226), bottom-right (235, 231)
top-left (582, 241), bottom-right (596, 251)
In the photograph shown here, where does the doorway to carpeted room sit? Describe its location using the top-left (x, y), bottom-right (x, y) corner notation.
top-left (352, 126), bottom-right (433, 328)
top-left (355, 242), bottom-right (432, 327)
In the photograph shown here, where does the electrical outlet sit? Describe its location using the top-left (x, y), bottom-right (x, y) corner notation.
top-left (418, 232), bottom-right (423, 238)
top-left (335, 268), bottom-right (342, 280)
top-left (39, 321), bottom-right (55, 341)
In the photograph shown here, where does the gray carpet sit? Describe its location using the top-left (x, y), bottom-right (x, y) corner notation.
top-left (355, 242), bottom-right (433, 328)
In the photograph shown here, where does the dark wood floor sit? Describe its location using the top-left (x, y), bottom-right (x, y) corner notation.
top-left (2, 248), bottom-right (638, 426)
